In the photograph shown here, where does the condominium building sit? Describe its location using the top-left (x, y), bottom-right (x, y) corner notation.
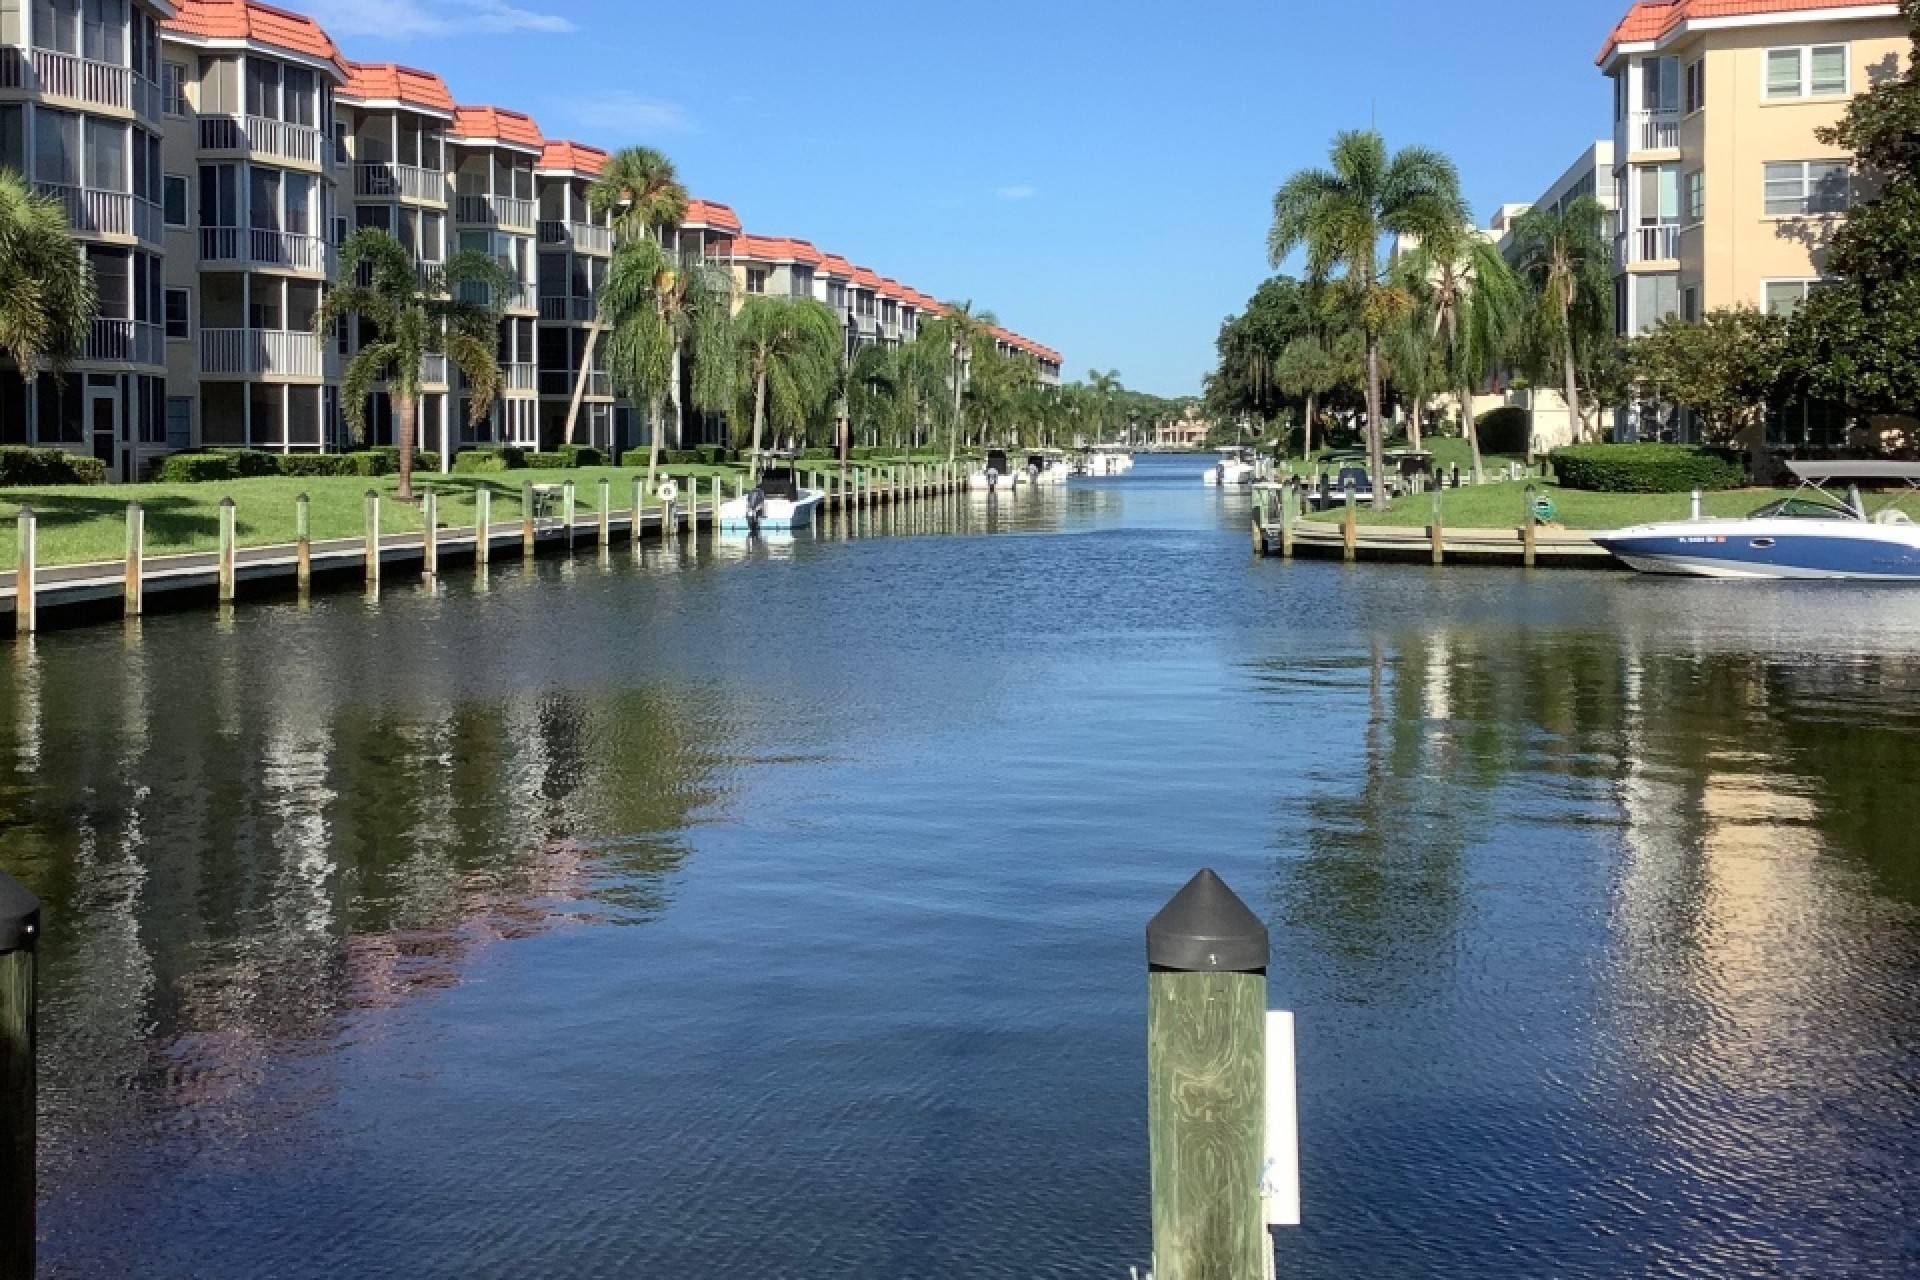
top-left (1600, 0), bottom-right (1910, 337)
top-left (0, 0), bottom-right (1063, 472)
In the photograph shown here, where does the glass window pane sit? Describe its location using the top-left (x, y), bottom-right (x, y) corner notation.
top-left (1808, 162), bottom-right (1849, 213)
top-left (1765, 282), bottom-right (1805, 316)
top-left (1767, 48), bottom-right (1802, 98)
top-left (1810, 46), bottom-right (1846, 95)
top-left (84, 118), bottom-right (125, 191)
top-left (35, 109), bottom-right (78, 185)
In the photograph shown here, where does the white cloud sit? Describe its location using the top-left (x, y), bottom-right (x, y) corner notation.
top-left (569, 92), bottom-right (695, 135)
top-left (995, 184), bottom-right (1038, 202)
top-left (299, 0), bottom-right (576, 37)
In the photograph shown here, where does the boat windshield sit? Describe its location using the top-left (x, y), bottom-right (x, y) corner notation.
top-left (759, 468), bottom-right (799, 500)
top-left (1747, 496), bottom-right (1858, 520)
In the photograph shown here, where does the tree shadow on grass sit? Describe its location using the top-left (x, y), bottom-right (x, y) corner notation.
top-left (0, 492), bottom-right (220, 557)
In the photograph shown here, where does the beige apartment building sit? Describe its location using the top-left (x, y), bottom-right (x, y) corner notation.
top-left (0, 0), bottom-right (1061, 473)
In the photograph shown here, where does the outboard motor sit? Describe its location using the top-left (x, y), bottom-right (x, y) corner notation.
top-left (987, 467), bottom-right (1000, 491)
top-left (746, 486), bottom-right (766, 534)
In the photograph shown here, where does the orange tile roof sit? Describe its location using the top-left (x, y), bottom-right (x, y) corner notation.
top-left (450, 105), bottom-right (544, 151)
top-left (850, 266), bottom-right (883, 290)
top-left (1598, 0), bottom-right (1886, 62)
top-left (340, 61), bottom-right (455, 114)
top-left (817, 254), bottom-right (853, 279)
top-left (536, 140), bottom-right (607, 176)
top-left (682, 199), bottom-right (742, 234)
top-left (163, 0), bottom-right (348, 77)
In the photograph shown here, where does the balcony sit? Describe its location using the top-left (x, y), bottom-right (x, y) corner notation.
top-left (539, 295), bottom-right (596, 323)
top-left (537, 368), bottom-right (611, 397)
top-left (200, 328), bottom-right (326, 379)
top-left (1628, 108), bottom-right (1680, 152)
top-left (455, 193), bottom-right (536, 232)
top-left (505, 361), bottom-right (536, 392)
top-left (455, 279), bottom-right (539, 312)
top-left (132, 72), bottom-right (161, 125)
top-left (84, 318), bottom-right (163, 366)
top-left (419, 354), bottom-right (449, 385)
top-left (1, 48), bottom-right (134, 112)
top-left (356, 162), bottom-right (449, 204)
top-left (199, 114), bottom-right (326, 167)
top-left (200, 226), bottom-right (332, 273)
top-left (36, 182), bottom-right (132, 238)
top-left (1629, 224), bottom-right (1680, 263)
top-left (537, 219), bottom-right (612, 255)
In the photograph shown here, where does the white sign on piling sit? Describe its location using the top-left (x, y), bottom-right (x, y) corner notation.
top-left (1262, 1010), bottom-right (1300, 1229)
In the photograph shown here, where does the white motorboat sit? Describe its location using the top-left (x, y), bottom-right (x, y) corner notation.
top-left (1025, 450), bottom-right (1070, 487)
top-left (968, 448), bottom-right (1018, 492)
top-left (1083, 445), bottom-right (1134, 476)
top-left (1205, 447), bottom-right (1257, 487)
top-left (1595, 460), bottom-right (1920, 580)
top-left (719, 454), bottom-right (824, 532)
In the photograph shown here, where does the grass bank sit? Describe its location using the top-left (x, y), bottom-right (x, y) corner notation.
top-left (1299, 480), bottom-right (1920, 531)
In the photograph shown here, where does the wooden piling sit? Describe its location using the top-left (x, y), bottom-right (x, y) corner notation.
top-left (1342, 482), bottom-right (1357, 563)
top-left (1280, 481), bottom-right (1297, 560)
top-left (1522, 483), bottom-right (1538, 568)
top-left (421, 488), bottom-right (439, 577)
top-left (14, 508), bottom-right (34, 635)
top-left (218, 497), bottom-right (237, 602)
top-left (522, 481), bottom-right (536, 557)
top-left (294, 493), bottom-right (312, 594)
top-left (632, 475), bottom-right (646, 543)
top-left (562, 480), bottom-right (577, 551)
top-left (1147, 869), bottom-right (1269, 1280)
top-left (1, 873), bottom-right (38, 1280)
top-left (1431, 485), bottom-right (1445, 566)
top-left (475, 488), bottom-right (491, 566)
top-left (363, 489), bottom-right (381, 588)
top-left (124, 502), bottom-right (144, 617)
top-left (598, 478), bottom-right (611, 548)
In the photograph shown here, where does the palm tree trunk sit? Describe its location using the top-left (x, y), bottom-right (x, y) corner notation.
top-left (669, 342), bottom-right (685, 449)
top-left (644, 393), bottom-right (664, 515)
top-left (395, 393), bottom-right (418, 502)
top-left (1409, 397), bottom-right (1424, 450)
top-left (1461, 381), bottom-right (1484, 483)
top-left (562, 319), bottom-right (603, 447)
top-left (1303, 392), bottom-right (1316, 463)
top-left (1559, 325), bottom-right (1581, 459)
top-left (1365, 335), bottom-right (1386, 511)
top-left (749, 365), bottom-right (767, 475)
top-left (948, 355), bottom-right (963, 465)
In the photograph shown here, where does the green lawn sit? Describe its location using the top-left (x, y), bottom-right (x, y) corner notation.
top-left (1296, 480), bottom-right (1920, 531)
top-left (1280, 437), bottom-right (1529, 478)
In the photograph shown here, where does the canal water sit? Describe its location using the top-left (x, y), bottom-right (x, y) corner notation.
top-left (6, 455), bottom-right (1919, 1277)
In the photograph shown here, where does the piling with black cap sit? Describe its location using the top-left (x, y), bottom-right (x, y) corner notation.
top-left (1146, 869), bottom-right (1269, 1280)
top-left (0, 871), bottom-right (39, 1280)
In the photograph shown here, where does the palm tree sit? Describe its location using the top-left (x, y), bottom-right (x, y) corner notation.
top-left (732, 295), bottom-right (840, 467)
top-left (564, 146), bottom-right (689, 446)
top-left (598, 235), bottom-right (732, 504)
top-left (1084, 368), bottom-right (1122, 444)
top-left (928, 300), bottom-right (994, 462)
top-left (1269, 130), bottom-right (1464, 507)
top-left (1507, 195), bottom-right (1613, 450)
top-left (1397, 219), bottom-right (1522, 482)
top-left (316, 227), bottom-right (510, 501)
top-left (1275, 337), bottom-right (1337, 461)
top-left (0, 170), bottom-right (96, 385)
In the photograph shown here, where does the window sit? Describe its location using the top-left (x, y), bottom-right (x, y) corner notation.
top-left (1766, 44), bottom-right (1847, 100)
top-left (81, 0), bottom-right (123, 64)
top-left (163, 287), bottom-right (189, 339)
top-left (1763, 279), bottom-right (1825, 317)
top-left (1634, 273), bottom-right (1679, 334)
top-left (34, 108), bottom-right (79, 186)
top-left (1682, 286), bottom-right (1700, 323)
top-left (746, 267), bottom-right (767, 294)
top-left (162, 60), bottom-right (186, 115)
top-left (1642, 55), bottom-right (1680, 112)
top-left (1764, 160), bottom-right (1849, 216)
top-left (1684, 59), bottom-right (1706, 114)
top-left (1682, 170), bottom-right (1704, 223)
top-left (162, 173), bottom-right (188, 226)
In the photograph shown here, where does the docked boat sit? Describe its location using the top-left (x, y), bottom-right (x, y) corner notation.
top-left (1084, 445), bottom-right (1134, 476)
top-left (1595, 461), bottom-right (1920, 580)
top-left (1026, 450), bottom-right (1070, 487)
top-left (1205, 447), bottom-right (1257, 487)
top-left (968, 448), bottom-right (1018, 492)
top-left (719, 453), bottom-right (824, 532)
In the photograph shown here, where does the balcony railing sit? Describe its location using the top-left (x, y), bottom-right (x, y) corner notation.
top-left (198, 226), bottom-right (332, 273)
top-left (85, 318), bottom-right (163, 366)
top-left (133, 72), bottom-right (161, 125)
top-left (539, 295), bottom-right (596, 323)
top-left (419, 354), bottom-right (449, 385)
top-left (27, 48), bottom-right (130, 111)
top-left (1630, 108), bottom-right (1680, 152)
top-left (455, 193), bottom-right (536, 232)
top-left (36, 182), bottom-right (131, 237)
top-left (536, 368), bottom-right (611, 397)
top-left (134, 197), bottom-right (162, 246)
top-left (537, 220), bottom-right (613, 254)
top-left (200, 328), bottom-right (326, 379)
top-left (1634, 224), bottom-right (1680, 262)
top-left (505, 361), bottom-right (536, 391)
top-left (356, 162), bottom-right (449, 203)
top-left (199, 114), bottom-right (326, 167)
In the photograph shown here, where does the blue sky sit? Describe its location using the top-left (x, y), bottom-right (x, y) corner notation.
top-left (302, 0), bottom-right (1633, 397)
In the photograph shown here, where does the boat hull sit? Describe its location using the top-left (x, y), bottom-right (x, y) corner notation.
top-left (719, 490), bottom-right (824, 532)
top-left (1596, 521), bottom-right (1920, 581)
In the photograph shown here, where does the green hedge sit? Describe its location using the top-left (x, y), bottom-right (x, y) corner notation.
top-left (1476, 406), bottom-right (1532, 455)
top-left (453, 446), bottom-right (527, 474)
top-left (1551, 444), bottom-right (1747, 493)
top-left (0, 446), bottom-right (106, 486)
top-left (552, 444), bottom-right (605, 467)
top-left (273, 454), bottom-right (356, 478)
top-left (524, 452), bottom-right (571, 470)
top-left (153, 452), bottom-right (236, 483)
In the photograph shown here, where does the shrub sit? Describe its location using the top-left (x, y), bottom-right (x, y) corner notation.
top-left (552, 443), bottom-right (605, 468)
top-left (152, 452), bottom-right (237, 483)
top-left (524, 452), bottom-right (571, 470)
top-left (1475, 406), bottom-right (1532, 455)
top-left (214, 449), bottom-right (280, 478)
top-left (799, 447), bottom-right (835, 460)
top-left (342, 451), bottom-right (393, 476)
top-left (453, 446), bottom-right (526, 474)
top-left (0, 446), bottom-right (106, 485)
top-left (1550, 443), bottom-right (1747, 493)
top-left (619, 447), bottom-right (652, 468)
top-left (62, 454), bottom-right (107, 485)
top-left (694, 444), bottom-right (730, 467)
top-left (662, 449), bottom-right (703, 465)
top-left (274, 454), bottom-right (355, 478)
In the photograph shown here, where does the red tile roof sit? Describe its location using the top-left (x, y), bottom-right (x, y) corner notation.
top-left (450, 105), bottom-right (544, 151)
top-left (1598, 0), bottom-right (1887, 62)
top-left (850, 265), bottom-right (883, 290)
top-left (536, 140), bottom-right (607, 176)
top-left (340, 61), bottom-right (455, 114)
top-left (817, 254), bottom-right (853, 279)
top-left (163, 0), bottom-right (348, 77)
top-left (682, 199), bottom-right (742, 234)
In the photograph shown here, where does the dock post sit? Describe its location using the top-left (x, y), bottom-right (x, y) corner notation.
top-left (218, 497), bottom-right (237, 602)
top-left (1, 872), bottom-right (40, 1280)
top-left (1147, 869), bottom-right (1269, 1280)
top-left (522, 481), bottom-right (536, 558)
top-left (598, 478), bottom-right (611, 548)
top-left (363, 489), bottom-right (381, 589)
top-left (124, 501), bottom-right (144, 617)
top-left (475, 488), bottom-right (491, 566)
top-left (687, 479), bottom-right (698, 549)
top-left (422, 488), bottom-right (438, 578)
top-left (1430, 485), bottom-right (1445, 566)
top-left (1342, 481), bottom-right (1357, 563)
top-left (1280, 481), bottom-right (1297, 560)
top-left (1522, 484), bottom-right (1538, 568)
top-left (562, 481), bottom-right (577, 551)
top-left (632, 475), bottom-right (646, 544)
top-left (294, 493), bottom-right (312, 595)
top-left (1690, 489), bottom-right (1702, 521)
top-left (14, 508), bottom-right (34, 636)
top-left (712, 475), bottom-right (722, 534)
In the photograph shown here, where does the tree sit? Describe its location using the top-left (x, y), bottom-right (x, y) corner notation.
top-left (0, 170), bottom-right (95, 387)
top-left (1084, 367), bottom-right (1123, 443)
top-left (1270, 130), bottom-right (1464, 507)
top-left (1206, 278), bottom-right (1311, 428)
top-left (1508, 195), bottom-right (1614, 452)
top-left (316, 227), bottom-right (509, 501)
top-left (925, 301), bottom-right (995, 462)
top-left (1397, 219), bottom-right (1522, 480)
top-left (732, 296), bottom-right (841, 466)
top-left (599, 235), bottom-right (733, 505)
top-left (1274, 337), bottom-right (1338, 459)
top-left (565, 146), bottom-right (688, 446)
top-left (1383, 307), bottom-right (1441, 448)
top-left (1784, 0), bottom-right (1920, 422)
top-left (1630, 308), bottom-right (1790, 462)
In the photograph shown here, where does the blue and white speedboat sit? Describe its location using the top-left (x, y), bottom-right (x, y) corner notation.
top-left (719, 455), bottom-right (823, 533)
top-left (1595, 461), bottom-right (1920, 581)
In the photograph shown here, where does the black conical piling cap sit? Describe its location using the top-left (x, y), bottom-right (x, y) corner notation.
top-left (1147, 869), bottom-right (1267, 973)
top-left (0, 871), bottom-right (40, 952)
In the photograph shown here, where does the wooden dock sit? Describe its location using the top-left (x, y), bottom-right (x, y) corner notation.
top-left (1251, 482), bottom-right (1623, 570)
